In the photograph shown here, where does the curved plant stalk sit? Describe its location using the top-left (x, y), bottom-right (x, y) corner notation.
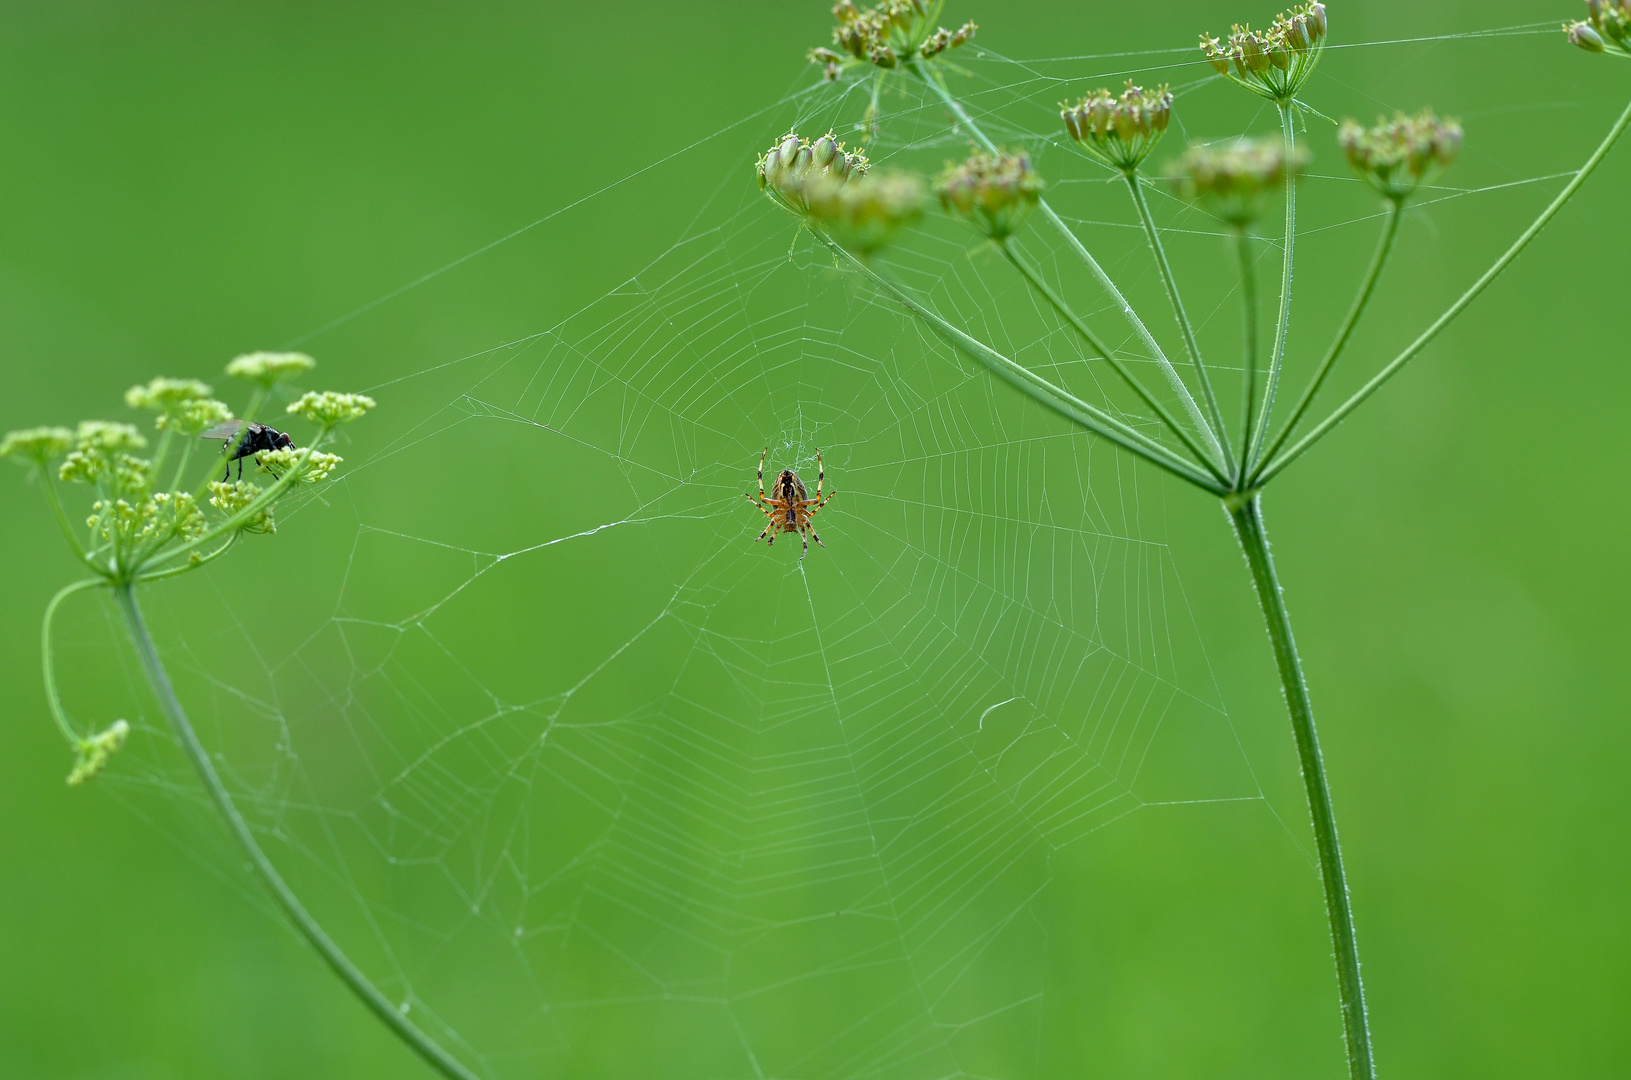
top-left (113, 583), bottom-right (482, 1080)
top-left (1126, 173), bottom-right (1236, 475)
top-left (907, 60), bottom-right (1226, 470)
top-left (997, 239), bottom-right (1231, 487)
top-left (1228, 494), bottom-right (1373, 1079)
top-left (1254, 201), bottom-right (1402, 483)
top-left (1247, 103), bottom-right (1300, 472)
top-left (1260, 92), bottom-right (1631, 485)
top-left (42, 578), bottom-right (108, 746)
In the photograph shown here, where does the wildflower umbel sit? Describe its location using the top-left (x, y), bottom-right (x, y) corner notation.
top-left (935, 151), bottom-right (1043, 241)
top-left (810, 0), bottom-right (976, 80)
top-left (803, 172), bottom-right (928, 256)
top-left (1566, 0), bottom-right (1631, 55)
top-left (125, 377), bottom-right (232, 435)
top-left (1340, 111), bottom-right (1462, 203)
top-left (1061, 82), bottom-right (1174, 173)
top-left (1167, 137), bottom-right (1308, 227)
top-left (758, 130), bottom-right (870, 214)
top-left (67, 720), bottom-right (130, 787)
top-left (1202, 3), bottom-right (1328, 104)
top-left (226, 351), bottom-right (317, 387)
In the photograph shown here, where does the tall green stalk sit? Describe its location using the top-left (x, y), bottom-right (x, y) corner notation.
top-left (1248, 103), bottom-right (1299, 471)
top-left (1234, 227), bottom-right (1260, 483)
top-left (114, 583), bottom-right (482, 1080)
top-left (1227, 495), bottom-right (1373, 1079)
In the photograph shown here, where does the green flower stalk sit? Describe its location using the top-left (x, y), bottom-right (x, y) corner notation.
top-left (5, 358), bottom-right (475, 1079)
top-left (1061, 82), bottom-right (1173, 174)
top-left (935, 149), bottom-right (1043, 241)
top-left (1203, 2), bottom-right (1328, 104)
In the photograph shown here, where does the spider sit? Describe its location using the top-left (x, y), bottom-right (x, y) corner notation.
top-left (745, 448), bottom-right (834, 559)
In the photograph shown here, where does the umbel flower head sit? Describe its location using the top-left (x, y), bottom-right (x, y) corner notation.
top-left (935, 150), bottom-right (1044, 241)
top-left (0, 426), bottom-right (75, 467)
top-left (125, 377), bottom-right (232, 435)
top-left (801, 171), bottom-right (928, 255)
top-left (759, 130), bottom-right (871, 214)
top-left (225, 350), bottom-right (316, 388)
top-left (1201, 3), bottom-right (1328, 104)
top-left (810, 0), bottom-right (976, 80)
top-left (1061, 82), bottom-right (1174, 173)
top-left (1566, 0), bottom-right (1631, 55)
top-left (1340, 110), bottom-right (1462, 203)
top-left (287, 391), bottom-right (376, 427)
top-left (1167, 136), bottom-right (1309, 226)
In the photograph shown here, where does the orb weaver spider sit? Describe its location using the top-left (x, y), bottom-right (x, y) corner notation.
top-left (745, 448), bottom-right (834, 559)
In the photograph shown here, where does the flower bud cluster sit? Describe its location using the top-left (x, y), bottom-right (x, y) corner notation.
top-left (287, 391), bottom-right (376, 427)
top-left (67, 720), bottom-right (129, 787)
top-left (936, 151), bottom-right (1044, 241)
top-left (210, 480), bottom-right (277, 533)
top-left (125, 377), bottom-right (232, 435)
top-left (59, 421), bottom-right (150, 494)
top-left (257, 447), bottom-right (344, 483)
top-left (759, 130), bottom-right (870, 213)
top-left (1061, 82), bottom-right (1174, 173)
top-left (1202, 3), bottom-right (1327, 103)
top-left (1, 426), bottom-right (75, 466)
top-left (1167, 137), bottom-right (1308, 226)
top-left (226, 350), bottom-right (316, 387)
top-left (1566, 0), bottom-right (1631, 54)
top-left (1339, 110), bottom-right (1462, 202)
top-left (812, 0), bottom-right (975, 79)
top-left (802, 171), bottom-right (928, 255)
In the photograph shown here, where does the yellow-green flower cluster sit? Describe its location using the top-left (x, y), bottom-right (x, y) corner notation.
top-left (1167, 137), bottom-right (1308, 226)
top-left (257, 447), bottom-right (344, 483)
top-left (1567, 0), bottom-right (1631, 54)
top-left (209, 480), bottom-right (276, 534)
top-left (935, 151), bottom-right (1044, 241)
top-left (67, 720), bottom-right (129, 787)
top-left (226, 351), bottom-right (316, 387)
top-left (1, 426), bottom-right (75, 466)
top-left (59, 421), bottom-right (150, 494)
top-left (1339, 110), bottom-right (1462, 203)
top-left (810, 0), bottom-right (976, 79)
top-left (759, 130), bottom-right (870, 212)
top-left (803, 171), bottom-right (928, 255)
top-left (1061, 82), bottom-right (1174, 173)
top-left (1202, 3), bottom-right (1327, 103)
top-left (91, 490), bottom-right (207, 549)
top-left (287, 391), bottom-right (376, 427)
top-left (125, 377), bottom-right (232, 435)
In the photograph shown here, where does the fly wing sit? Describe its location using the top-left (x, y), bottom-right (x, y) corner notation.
top-left (198, 419), bottom-right (246, 441)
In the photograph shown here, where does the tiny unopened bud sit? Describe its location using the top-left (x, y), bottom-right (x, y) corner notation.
top-left (209, 480), bottom-right (276, 533)
top-left (1202, 34), bottom-right (1232, 74)
top-left (67, 720), bottom-right (129, 787)
top-left (1567, 19), bottom-right (1607, 51)
top-left (257, 447), bottom-right (344, 483)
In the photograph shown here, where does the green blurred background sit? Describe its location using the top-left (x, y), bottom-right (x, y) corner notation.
top-left (2, 2), bottom-right (1628, 1078)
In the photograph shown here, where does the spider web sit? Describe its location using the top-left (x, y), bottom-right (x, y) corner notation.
top-left (63, 19), bottom-right (1606, 1078)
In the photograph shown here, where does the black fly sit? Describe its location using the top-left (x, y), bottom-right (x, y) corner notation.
top-left (199, 419), bottom-right (296, 480)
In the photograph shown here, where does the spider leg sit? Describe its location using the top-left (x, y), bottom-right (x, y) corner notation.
top-left (757, 523), bottom-right (773, 544)
top-left (803, 491), bottom-right (835, 517)
top-left (810, 526), bottom-right (826, 549)
top-left (815, 449), bottom-right (823, 501)
top-left (758, 447), bottom-right (767, 502)
top-left (800, 526), bottom-right (809, 561)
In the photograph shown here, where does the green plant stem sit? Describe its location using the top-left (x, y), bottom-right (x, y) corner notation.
top-left (1253, 202), bottom-right (1402, 484)
top-left (1227, 494), bottom-right (1373, 1080)
top-left (906, 60), bottom-right (1225, 469)
top-left (113, 583), bottom-right (482, 1080)
top-left (136, 533), bottom-right (239, 582)
top-left (997, 240), bottom-right (1230, 487)
top-left (1125, 173), bottom-right (1235, 474)
top-left (38, 468), bottom-right (99, 571)
top-left (1233, 228), bottom-right (1259, 483)
top-left (1260, 91), bottom-right (1631, 485)
top-left (1247, 103), bottom-right (1299, 472)
top-left (814, 232), bottom-right (1225, 493)
top-left (41, 578), bottom-right (107, 746)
